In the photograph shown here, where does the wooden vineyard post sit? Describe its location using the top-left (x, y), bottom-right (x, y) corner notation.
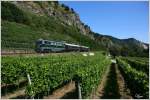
top-left (77, 81), bottom-right (82, 99)
top-left (74, 75), bottom-right (82, 99)
top-left (27, 73), bottom-right (34, 99)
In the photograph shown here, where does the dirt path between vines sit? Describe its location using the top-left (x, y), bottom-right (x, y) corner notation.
top-left (90, 60), bottom-right (133, 99)
top-left (43, 81), bottom-right (76, 99)
top-left (1, 81), bottom-right (76, 99)
top-left (1, 87), bottom-right (26, 99)
top-left (89, 64), bottom-right (111, 99)
top-left (115, 64), bottom-right (132, 99)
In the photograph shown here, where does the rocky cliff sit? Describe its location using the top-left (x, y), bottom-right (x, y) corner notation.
top-left (12, 1), bottom-right (91, 35)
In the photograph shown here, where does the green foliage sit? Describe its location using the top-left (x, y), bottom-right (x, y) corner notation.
top-left (1, 20), bottom-right (78, 49)
top-left (117, 58), bottom-right (149, 98)
top-left (1, 57), bottom-right (27, 84)
top-left (109, 46), bottom-right (120, 57)
top-left (71, 8), bottom-right (75, 13)
top-left (120, 57), bottom-right (149, 75)
top-left (61, 4), bottom-right (70, 11)
top-left (2, 52), bottom-right (111, 98)
top-left (120, 45), bottom-right (129, 56)
top-left (1, 2), bottom-right (29, 24)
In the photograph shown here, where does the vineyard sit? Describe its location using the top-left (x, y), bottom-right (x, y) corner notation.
top-left (1, 52), bottom-right (149, 99)
top-left (1, 52), bottom-right (111, 99)
top-left (1, 1), bottom-right (149, 99)
top-left (116, 57), bottom-right (149, 98)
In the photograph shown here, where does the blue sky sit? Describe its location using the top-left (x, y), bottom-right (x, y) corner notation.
top-left (60, 1), bottom-right (149, 43)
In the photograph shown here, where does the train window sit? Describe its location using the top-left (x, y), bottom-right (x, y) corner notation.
top-left (36, 41), bottom-right (42, 44)
top-left (44, 41), bottom-right (49, 44)
top-left (53, 42), bottom-right (56, 45)
top-left (51, 45), bottom-right (55, 47)
top-left (54, 42), bottom-right (57, 45)
top-left (57, 45), bottom-right (64, 48)
top-left (56, 43), bottom-right (59, 46)
top-left (58, 43), bottom-right (62, 46)
top-left (40, 44), bottom-right (49, 47)
top-left (51, 42), bottom-right (54, 45)
top-left (49, 42), bottom-right (52, 45)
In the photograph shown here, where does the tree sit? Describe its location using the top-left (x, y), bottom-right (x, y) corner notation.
top-left (71, 8), bottom-right (75, 13)
top-left (61, 4), bottom-right (70, 11)
top-left (93, 33), bottom-right (100, 38)
top-left (109, 46), bottom-right (120, 58)
top-left (84, 25), bottom-right (89, 29)
top-left (1, 2), bottom-right (29, 24)
top-left (120, 45), bottom-right (129, 56)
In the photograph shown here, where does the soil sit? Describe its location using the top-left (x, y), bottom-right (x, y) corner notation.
top-left (43, 81), bottom-right (77, 99)
top-left (89, 64), bottom-right (110, 99)
top-left (90, 60), bottom-right (133, 99)
top-left (1, 81), bottom-right (77, 99)
top-left (116, 64), bottom-right (132, 99)
top-left (1, 87), bottom-right (26, 99)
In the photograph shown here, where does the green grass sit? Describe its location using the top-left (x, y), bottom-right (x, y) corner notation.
top-left (1, 20), bottom-right (78, 49)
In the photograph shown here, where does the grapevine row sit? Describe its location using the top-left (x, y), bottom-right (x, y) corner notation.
top-left (120, 57), bottom-right (148, 75)
top-left (2, 52), bottom-right (111, 98)
top-left (116, 58), bottom-right (149, 98)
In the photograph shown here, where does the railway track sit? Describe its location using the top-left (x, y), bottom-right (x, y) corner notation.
top-left (1, 50), bottom-right (90, 56)
top-left (2, 52), bottom-right (37, 56)
top-left (1, 49), bottom-right (36, 56)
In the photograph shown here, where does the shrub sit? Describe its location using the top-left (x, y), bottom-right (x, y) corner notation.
top-left (1, 2), bottom-right (29, 24)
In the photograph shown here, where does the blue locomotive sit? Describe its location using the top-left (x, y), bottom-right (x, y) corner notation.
top-left (35, 39), bottom-right (89, 53)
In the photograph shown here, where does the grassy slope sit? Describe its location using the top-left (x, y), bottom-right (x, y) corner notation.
top-left (2, 20), bottom-right (78, 49)
top-left (2, 19), bottom-right (103, 50)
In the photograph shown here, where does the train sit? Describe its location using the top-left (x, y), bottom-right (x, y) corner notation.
top-left (35, 39), bottom-right (89, 53)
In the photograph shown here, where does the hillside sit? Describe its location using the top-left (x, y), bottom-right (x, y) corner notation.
top-left (1, 1), bottom-right (104, 51)
top-left (1, 1), bottom-right (149, 57)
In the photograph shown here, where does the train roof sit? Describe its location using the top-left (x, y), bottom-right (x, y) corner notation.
top-left (65, 43), bottom-right (89, 48)
top-left (37, 39), bottom-right (65, 43)
top-left (80, 45), bottom-right (89, 48)
top-left (65, 43), bottom-right (80, 47)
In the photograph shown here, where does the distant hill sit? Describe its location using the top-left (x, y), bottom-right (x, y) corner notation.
top-left (1, 1), bottom-right (149, 57)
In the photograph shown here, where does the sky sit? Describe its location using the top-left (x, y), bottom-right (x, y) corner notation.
top-left (60, 1), bottom-right (149, 43)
